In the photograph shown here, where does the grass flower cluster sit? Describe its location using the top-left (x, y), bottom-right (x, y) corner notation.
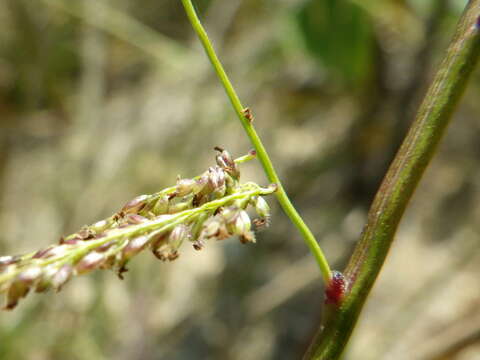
top-left (0, 148), bottom-right (276, 310)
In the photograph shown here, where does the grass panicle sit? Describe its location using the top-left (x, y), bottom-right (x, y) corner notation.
top-left (0, 149), bottom-right (276, 310)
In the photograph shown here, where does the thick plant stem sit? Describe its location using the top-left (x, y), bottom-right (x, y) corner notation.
top-left (304, 2), bottom-right (480, 359)
top-left (180, 0), bottom-right (332, 284)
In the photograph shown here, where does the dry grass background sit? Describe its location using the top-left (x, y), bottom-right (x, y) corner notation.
top-left (0, 0), bottom-right (479, 359)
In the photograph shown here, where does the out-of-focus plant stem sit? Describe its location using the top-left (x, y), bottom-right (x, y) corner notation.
top-left (41, 0), bottom-right (193, 69)
top-left (304, 2), bottom-right (480, 359)
top-left (180, 0), bottom-right (332, 284)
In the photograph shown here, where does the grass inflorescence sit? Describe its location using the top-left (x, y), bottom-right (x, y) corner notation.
top-left (0, 148), bottom-right (276, 310)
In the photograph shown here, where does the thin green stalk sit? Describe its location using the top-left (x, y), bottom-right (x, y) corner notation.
top-left (305, 2), bottom-right (480, 359)
top-left (180, 0), bottom-right (332, 284)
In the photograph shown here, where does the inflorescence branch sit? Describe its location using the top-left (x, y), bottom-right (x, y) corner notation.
top-left (0, 149), bottom-right (276, 310)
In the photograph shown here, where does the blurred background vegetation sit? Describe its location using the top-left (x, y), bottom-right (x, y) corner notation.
top-left (1, 0), bottom-right (479, 359)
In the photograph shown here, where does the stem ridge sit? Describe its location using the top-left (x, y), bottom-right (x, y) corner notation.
top-left (305, 1), bottom-right (480, 358)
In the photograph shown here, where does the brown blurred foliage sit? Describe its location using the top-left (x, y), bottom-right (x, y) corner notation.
top-left (0, 0), bottom-right (479, 359)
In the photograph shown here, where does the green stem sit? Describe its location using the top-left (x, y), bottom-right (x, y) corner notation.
top-left (304, 2), bottom-right (480, 359)
top-left (180, 0), bottom-right (332, 284)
